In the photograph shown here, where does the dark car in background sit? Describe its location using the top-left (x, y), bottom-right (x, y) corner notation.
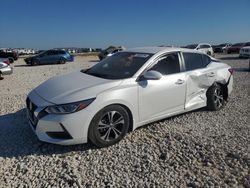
top-left (24, 49), bottom-right (74, 66)
top-left (98, 46), bottom-right (125, 60)
top-left (212, 43), bottom-right (232, 53)
top-left (227, 42), bottom-right (250, 54)
top-left (0, 50), bottom-right (18, 63)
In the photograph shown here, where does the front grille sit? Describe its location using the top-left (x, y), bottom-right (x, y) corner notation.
top-left (26, 97), bottom-right (38, 129)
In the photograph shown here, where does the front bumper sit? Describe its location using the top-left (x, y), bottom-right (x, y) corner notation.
top-left (26, 91), bottom-right (91, 145)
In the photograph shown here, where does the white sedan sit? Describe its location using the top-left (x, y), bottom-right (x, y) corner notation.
top-left (26, 47), bottom-right (233, 147)
top-left (184, 43), bottom-right (214, 56)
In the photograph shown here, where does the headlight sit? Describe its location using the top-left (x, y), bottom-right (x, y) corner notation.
top-left (45, 98), bottom-right (95, 114)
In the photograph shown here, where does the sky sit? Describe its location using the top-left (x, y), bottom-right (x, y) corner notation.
top-left (0, 0), bottom-right (249, 50)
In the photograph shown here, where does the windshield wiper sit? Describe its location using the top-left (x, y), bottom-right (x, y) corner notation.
top-left (82, 71), bottom-right (109, 79)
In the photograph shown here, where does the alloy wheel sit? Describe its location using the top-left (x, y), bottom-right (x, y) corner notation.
top-left (214, 87), bottom-right (224, 108)
top-left (97, 111), bottom-right (125, 142)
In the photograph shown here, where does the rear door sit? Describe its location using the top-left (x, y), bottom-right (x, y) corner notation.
top-left (182, 52), bottom-right (216, 109)
top-left (138, 52), bottom-right (186, 122)
top-left (40, 51), bottom-right (53, 64)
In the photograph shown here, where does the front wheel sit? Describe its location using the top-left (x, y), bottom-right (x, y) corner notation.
top-left (88, 105), bottom-right (130, 147)
top-left (206, 84), bottom-right (226, 111)
top-left (31, 59), bottom-right (39, 66)
top-left (59, 58), bottom-right (66, 64)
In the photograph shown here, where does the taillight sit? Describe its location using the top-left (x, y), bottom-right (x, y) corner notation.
top-left (228, 68), bottom-right (234, 75)
top-left (3, 59), bottom-right (10, 65)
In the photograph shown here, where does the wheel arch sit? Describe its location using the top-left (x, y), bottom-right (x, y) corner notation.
top-left (207, 81), bottom-right (228, 101)
top-left (87, 102), bottom-right (134, 144)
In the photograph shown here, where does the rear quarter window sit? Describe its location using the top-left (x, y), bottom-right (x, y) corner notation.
top-left (183, 52), bottom-right (204, 71)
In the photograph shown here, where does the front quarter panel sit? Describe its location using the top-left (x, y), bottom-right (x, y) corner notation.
top-left (93, 78), bottom-right (139, 130)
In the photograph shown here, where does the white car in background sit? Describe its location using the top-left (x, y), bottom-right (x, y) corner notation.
top-left (239, 46), bottom-right (250, 58)
top-left (184, 43), bottom-right (214, 56)
top-left (26, 47), bottom-right (233, 147)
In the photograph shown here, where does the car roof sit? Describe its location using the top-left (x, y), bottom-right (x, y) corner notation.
top-left (124, 46), bottom-right (205, 55)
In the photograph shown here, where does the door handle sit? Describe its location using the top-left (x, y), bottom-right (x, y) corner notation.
top-left (175, 79), bottom-right (185, 85)
top-left (206, 72), bottom-right (216, 77)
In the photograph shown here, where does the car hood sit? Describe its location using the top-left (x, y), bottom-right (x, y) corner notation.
top-left (34, 70), bottom-right (122, 104)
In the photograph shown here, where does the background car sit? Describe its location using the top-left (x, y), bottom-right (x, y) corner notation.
top-left (98, 46), bottom-right (125, 60)
top-left (227, 42), bottom-right (250, 54)
top-left (0, 58), bottom-right (13, 79)
top-left (0, 50), bottom-right (18, 63)
top-left (239, 46), bottom-right (250, 58)
top-left (183, 43), bottom-right (214, 56)
top-left (26, 47), bottom-right (233, 147)
top-left (24, 49), bottom-right (74, 66)
top-left (212, 43), bottom-right (232, 53)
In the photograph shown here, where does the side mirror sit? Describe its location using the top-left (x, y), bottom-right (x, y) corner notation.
top-left (143, 70), bottom-right (162, 80)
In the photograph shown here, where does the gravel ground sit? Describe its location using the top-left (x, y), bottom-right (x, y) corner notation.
top-left (0, 54), bottom-right (249, 187)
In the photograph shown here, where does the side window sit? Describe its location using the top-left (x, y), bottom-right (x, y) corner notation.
top-left (202, 54), bottom-right (211, 67)
top-left (58, 51), bottom-right (65, 55)
top-left (183, 53), bottom-right (204, 71)
top-left (150, 53), bottom-right (180, 75)
top-left (245, 42), bottom-right (250, 46)
top-left (200, 45), bottom-right (210, 49)
top-left (112, 49), bottom-right (119, 54)
top-left (47, 51), bottom-right (55, 56)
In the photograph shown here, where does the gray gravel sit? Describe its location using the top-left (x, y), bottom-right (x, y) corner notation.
top-left (0, 54), bottom-right (249, 187)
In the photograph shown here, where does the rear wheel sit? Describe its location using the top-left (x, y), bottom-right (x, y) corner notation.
top-left (88, 105), bottom-right (130, 147)
top-left (8, 57), bottom-right (14, 64)
top-left (206, 84), bottom-right (226, 111)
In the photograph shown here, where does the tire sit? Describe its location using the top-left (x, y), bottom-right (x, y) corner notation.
top-left (88, 105), bottom-right (130, 147)
top-left (31, 59), bottom-right (39, 66)
top-left (206, 84), bottom-right (226, 111)
top-left (59, 58), bottom-right (66, 64)
top-left (8, 57), bottom-right (14, 64)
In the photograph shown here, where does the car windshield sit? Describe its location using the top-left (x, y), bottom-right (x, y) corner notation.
top-left (184, 44), bottom-right (198, 49)
top-left (84, 52), bottom-right (153, 79)
top-left (37, 50), bottom-right (47, 56)
top-left (218, 44), bottom-right (226, 47)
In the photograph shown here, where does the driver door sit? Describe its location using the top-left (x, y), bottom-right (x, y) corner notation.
top-left (138, 52), bottom-right (186, 122)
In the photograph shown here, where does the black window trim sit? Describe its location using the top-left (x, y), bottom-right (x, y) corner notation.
top-left (202, 54), bottom-right (212, 67)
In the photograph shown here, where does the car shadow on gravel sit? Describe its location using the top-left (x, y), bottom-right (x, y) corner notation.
top-left (0, 108), bottom-right (96, 158)
top-left (233, 68), bottom-right (250, 72)
top-left (14, 65), bottom-right (31, 67)
top-left (217, 56), bottom-right (240, 60)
